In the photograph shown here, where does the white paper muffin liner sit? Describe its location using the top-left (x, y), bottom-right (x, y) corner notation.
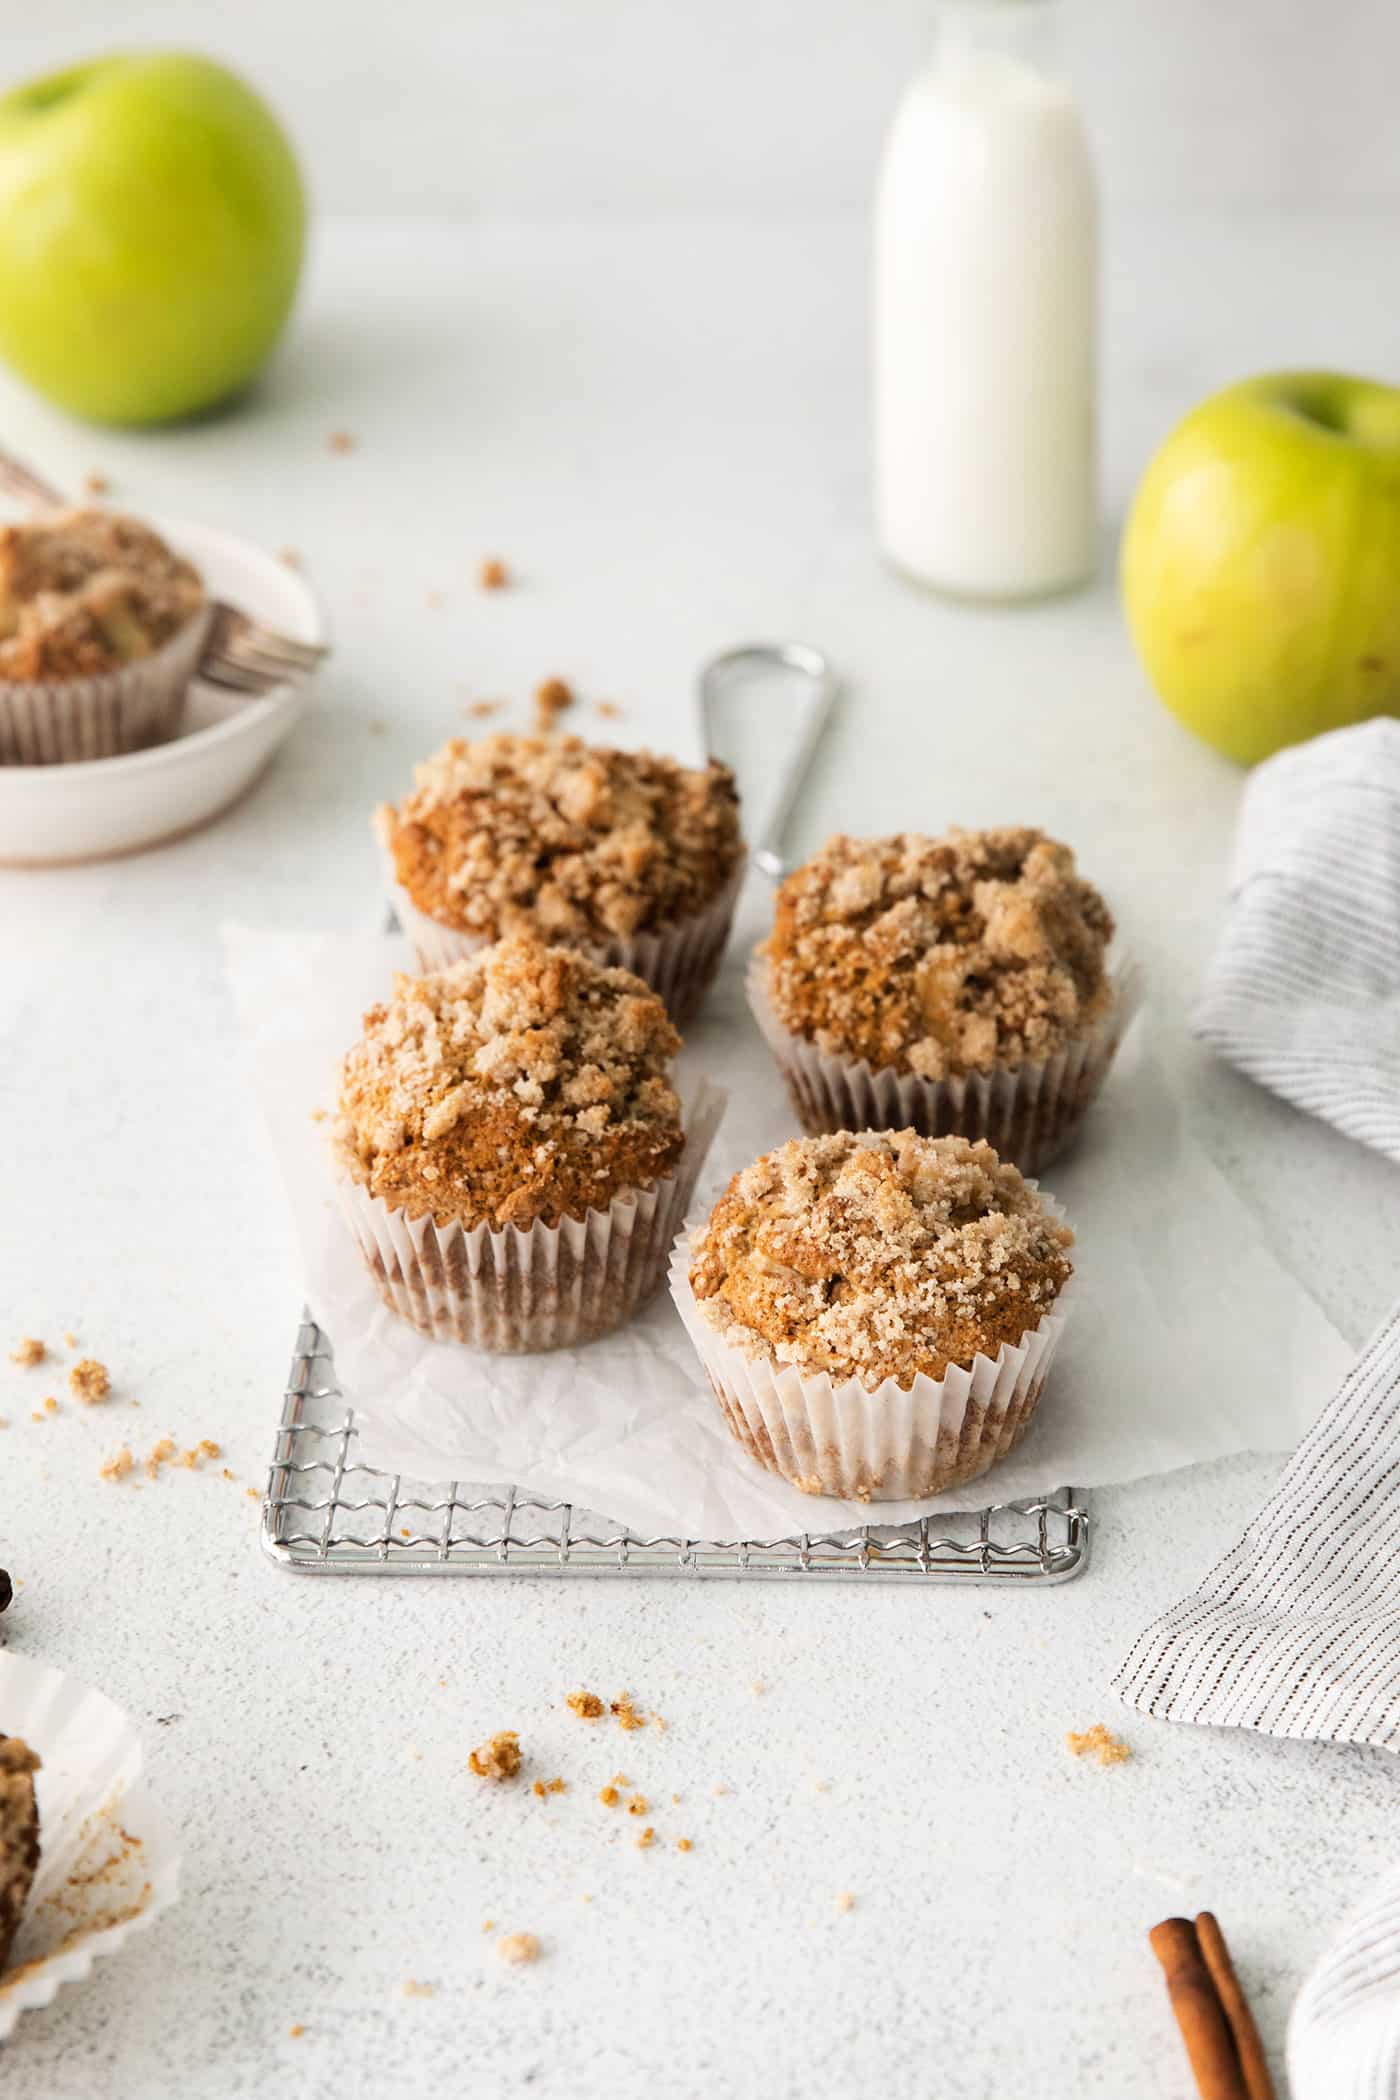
top-left (334, 1078), bottom-right (727, 1353)
top-left (0, 1650), bottom-right (180, 2038)
top-left (388, 862), bottom-right (744, 1025)
top-left (669, 1211), bottom-right (1074, 1503)
top-left (747, 952), bottom-right (1141, 1177)
top-left (0, 600), bottom-right (213, 766)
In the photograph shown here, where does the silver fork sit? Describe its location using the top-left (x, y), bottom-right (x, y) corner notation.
top-left (0, 449), bottom-right (329, 696)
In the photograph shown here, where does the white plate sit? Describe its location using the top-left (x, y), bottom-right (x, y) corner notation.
top-left (0, 515), bottom-right (323, 866)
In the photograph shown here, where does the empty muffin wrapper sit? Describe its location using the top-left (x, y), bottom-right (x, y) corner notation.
top-left (668, 1211), bottom-right (1074, 1503)
top-left (334, 1078), bottom-right (728, 1354)
top-left (0, 1650), bottom-right (180, 2038)
top-left (386, 862), bottom-right (745, 1025)
top-left (747, 952), bottom-right (1142, 1178)
top-left (0, 602), bottom-right (213, 766)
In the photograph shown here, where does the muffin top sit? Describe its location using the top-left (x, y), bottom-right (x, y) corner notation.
top-left (335, 936), bottom-right (685, 1230)
top-left (763, 827), bottom-right (1114, 1078)
top-left (0, 508), bottom-right (204, 681)
top-left (377, 732), bottom-right (743, 943)
top-left (688, 1130), bottom-right (1073, 1391)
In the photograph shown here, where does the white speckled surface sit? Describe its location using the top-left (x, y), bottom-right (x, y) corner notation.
top-left (2, 212), bottom-right (1399, 2096)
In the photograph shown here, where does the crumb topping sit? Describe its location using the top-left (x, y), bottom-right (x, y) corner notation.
top-left (567, 1690), bottom-right (606, 1720)
top-left (335, 938), bottom-right (684, 1230)
top-left (0, 509), bottom-right (203, 681)
top-left (69, 1358), bottom-right (110, 1404)
top-left (1066, 1723), bottom-right (1132, 1767)
top-left (378, 731), bottom-right (742, 942)
top-left (497, 1930), bottom-right (541, 1965)
top-left (764, 828), bottom-right (1113, 1077)
top-left (9, 1338), bottom-right (45, 1368)
top-left (689, 1130), bottom-right (1072, 1390)
top-left (469, 1731), bottom-right (522, 1781)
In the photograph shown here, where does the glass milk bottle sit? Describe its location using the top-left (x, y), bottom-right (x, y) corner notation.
top-left (872, 0), bottom-right (1098, 600)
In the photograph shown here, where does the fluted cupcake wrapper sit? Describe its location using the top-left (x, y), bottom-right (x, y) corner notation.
top-left (387, 862), bottom-right (745, 1025)
top-left (668, 1215), bottom-right (1074, 1503)
top-left (334, 1080), bottom-right (727, 1354)
top-left (746, 953), bottom-right (1140, 1178)
top-left (0, 602), bottom-right (213, 766)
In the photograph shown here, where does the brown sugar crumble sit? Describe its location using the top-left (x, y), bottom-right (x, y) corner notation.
top-left (99, 1447), bottom-right (134, 1482)
top-left (764, 827), bottom-right (1113, 1078)
top-left (0, 510), bottom-right (203, 681)
top-left (469, 1731), bottom-right (523, 1782)
top-left (479, 557), bottom-right (509, 591)
top-left (611, 1693), bottom-right (647, 1732)
top-left (496, 1930), bottom-right (541, 1966)
top-left (567, 1690), bottom-right (606, 1720)
top-left (532, 1777), bottom-right (567, 1798)
top-left (1067, 1723), bottom-right (1132, 1768)
top-left (9, 1338), bottom-right (45, 1368)
top-left (334, 938), bottom-right (684, 1233)
top-left (598, 1785), bottom-right (620, 1808)
top-left (626, 1795), bottom-right (649, 1817)
top-left (377, 731), bottom-right (742, 945)
top-left (68, 1358), bottom-right (111, 1404)
top-left (533, 676), bottom-right (575, 734)
top-left (690, 1130), bottom-right (1073, 1390)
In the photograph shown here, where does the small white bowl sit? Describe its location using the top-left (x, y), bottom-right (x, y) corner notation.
top-left (0, 514), bottom-right (323, 866)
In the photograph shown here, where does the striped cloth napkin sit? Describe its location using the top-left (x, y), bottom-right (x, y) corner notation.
top-left (1112, 718), bottom-right (1400, 2097)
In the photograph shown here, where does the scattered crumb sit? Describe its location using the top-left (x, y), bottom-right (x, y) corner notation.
top-left (1066, 1723), bottom-right (1132, 1768)
top-left (469, 1730), bottom-right (522, 1782)
top-left (287, 2024), bottom-right (305, 2039)
top-left (636, 1828), bottom-right (655, 1851)
top-left (401, 1979), bottom-right (434, 1998)
top-left (69, 1359), bottom-right (111, 1404)
top-left (464, 698), bottom-right (501, 719)
top-left (278, 548), bottom-right (302, 570)
top-left (813, 1779), bottom-right (831, 1793)
top-left (327, 430), bottom-right (356, 454)
top-left (406, 1746), bottom-right (423, 1763)
top-left (425, 590), bottom-right (445, 610)
top-left (496, 1931), bottom-right (541, 1967)
top-left (246, 1487), bottom-right (260, 1501)
top-left (42, 1397), bottom-right (58, 1415)
top-left (533, 676), bottom-right (574, 733)
top-left (99, 1447), bottom-right (134, 1482)
top-left (481, 1919), bottom-right (495, 1934)
top-left (751, 1680), bottom-right (766, 1696)
top-left (611, 1694), bottom-right (646, 1733)
top-left (29, 1411), bottom-right (43, 1423)
top-left (567, 1690), bottom-right (605, 1720)
top-left (670, 1793), bottom-right (682, 1805)
top-left (177, 1440), bottom-right (221, 1469)
top-left (310, 1107), bottom-right (327, 1124)
top-left (581, 1894), bottom-right (592, 1905)
top-left (83, 471), bottom-right (109, 497)
top-left (10, 1338), bottom-right (45, 1368)
top-left (598, 1786), bottom-right (620, 1808)
top-left (399, 1527), bottom-right (411, 1539)
top-left (63, 1331), bottom-right (78, 1348)
top-left (144, 1436), bottom-right (177, 1478)
top-left (835, 1891), bottom-right (856, 1914)
top-left (596, 700), bottom-right (622, 719)
top-left (532, 1777), bottom-right (566, 1798)
top-left (676, 1838), bottom-right (693, 1853)
top-left (479, 557), bottom-right (509, 590)
top-left (626, 1795), bottom-right (648, 1817)
top-left (221, 1468), bottom-right (234, 1481)
top-left (0, 1418), bottom-right (8, 1431)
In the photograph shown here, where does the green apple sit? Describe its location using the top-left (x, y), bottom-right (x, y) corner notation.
top-left (0, 52), bottom-right (305, 425)
top-left (1121, 372), bottom-right (1400, 766)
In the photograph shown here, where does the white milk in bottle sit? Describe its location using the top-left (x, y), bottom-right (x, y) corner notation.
top-left (873, 0), bottom-right (1098, 599)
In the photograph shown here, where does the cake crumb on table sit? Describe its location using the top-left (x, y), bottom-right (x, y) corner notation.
top-left (481, 1919), bottom-right (496, 1934)
top-left (469, 1730), bottom-right (523, 1781)
top-left (287, 2024), bottom-right (305, 2039)
top-left (327, 430), bottom-right (356, 454)
top-left (636, 1828), bottom-right (655, 1850)
top-left (533, 676), bottom-right (574, 733)
top-left (496, 1931), bottom-right (541, 1966)
top-left (596, 700), bottom-right (622, 719)
top-left (83, 470), bottom-right (110, 496)
top-left (532, 1776), bottom-right (566, 1798)
top-left (9, 1338), bottom-right (45, 1367)
top-left (42, 1397), bottom-right (58, 1415)
top-left (69, 1359), bottom-right (111, 1403)
top-left (99, 1447), bottom-right (134, 1482)
top-left (63, 1331), bottom-right (78, 1348)
top-left (464, 698), bottom-right (501, 719)
top-left (626, 1795), bottom-right (648, 1817)
top-left (178, 1440), bottom-right (221, 1469)
top-left (400, 1979), bottom-right (434, 1998)
top-left (479, 557), bottom-right (509, 590)
top-left (1066, 1723), bottom-right (1132, 1767)
top-left (676, 1837), bottom-right (694, 1853)
top-left (29, 1411), bottom-right (43, 1424)
top-left (567, 1690), bottom-right (606, 1720)
top-left (598, 1785), bottom-right (620, 1808)
top-left (611, 1694), bottom-right (647, 1732)
top-left (835, 1891), bottom-right (856, 1914)
top-left (278, 548), bottom-right (302, 570)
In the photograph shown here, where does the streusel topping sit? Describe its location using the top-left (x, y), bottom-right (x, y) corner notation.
top-left (0, 509), bottom-right (204, 681)
top-left (763, 828), bottom-right (1113, 1078)
top-left (378, 732), bottom-right (743, 942)
top-left (689, 1131), bottom-right (1072, 1390)
top-left (335, 937), bottom-right (684, 1229)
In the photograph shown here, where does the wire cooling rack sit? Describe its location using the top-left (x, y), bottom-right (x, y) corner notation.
top-left (261, 1318), bottom-right (1091, 1585)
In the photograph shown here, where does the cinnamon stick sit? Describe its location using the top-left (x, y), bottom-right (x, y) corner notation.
top-left (1148, 1916), bottom-right (1247, 2099)
top-left (1195, 1912), bottom-right (1276, 2100)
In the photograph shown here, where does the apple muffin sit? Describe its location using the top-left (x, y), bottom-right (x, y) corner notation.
top-left (332, 935), bottom-right (720, 1350)
top-left (0, 507), bottom-right (210, 764)
top-left (377, 731), bottom-right (744, 1020)
top-left (671, 1129), bottom-right (1075, 1501)
top-left (0, 1734), bottom-right (40, 1974)
top-left (749, 826), bottom-right (1126, 1174)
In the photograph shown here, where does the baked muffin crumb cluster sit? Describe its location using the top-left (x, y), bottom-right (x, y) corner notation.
top-left (336, 937), bottom-right (684, 1230)
top-left (378, 732), bottom-right (742, 943)
top-left (764, 827), bottom-right (1112, 1078)
top-left (689, 1129), bottom-right (1072, 1391)
top-left (0, 509), bottom-right (203, 681)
